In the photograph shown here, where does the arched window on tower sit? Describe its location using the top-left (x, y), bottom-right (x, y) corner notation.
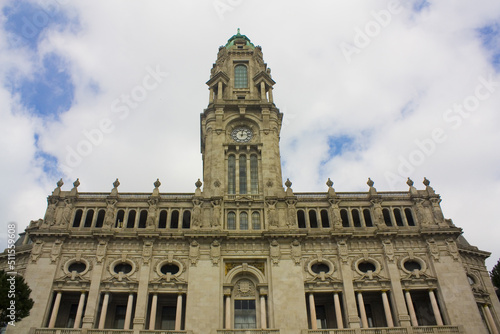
top-left (228, 155), bottom-right (236, 194)
top-left (240, 212), bottom-right (248, 230)
top-left (250, 155), bottom-right (258, 194)
top-left (228, 212), bottom-right (236, 230)
top-left (239, 155), bottom-right (247, 194)
top-left (252, 212), bottom-right (261, 230)
top-left (234, 65), bottom-right (248, 88)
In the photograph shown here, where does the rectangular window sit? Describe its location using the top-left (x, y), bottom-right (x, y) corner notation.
top-left (250, 155), bottom-right (258, 194)
top-left (114, 305), bottom-right (127, 329)
top-left (161, 306), bottom-right (176, 330)
top-left (234, 299), bottom-right (256, 329)
top-left (228, 156), bottom-right (236, 194)
top-left (239, 155), bottom-right (247, 194)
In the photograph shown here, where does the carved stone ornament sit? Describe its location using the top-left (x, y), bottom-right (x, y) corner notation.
top-left (270, 240), bottom-right (281, 265)
top-left (210, 240), bottom-right (221, 265)
top-left (189, 241), bottom-right (200, 266)
top-left (51, 239), bottom-right (63, 263)
top-left (446, 238), bottom-right (459, 261)
top-left (266, 200), bottom-right (278, 228)
top-left (96, 240), bottom-right (108, 263)
top-left (235, 279), bottom-right (256, 298)
top-left (142, 241), bottom-right (153, 264)
top-left (427, 238), bottom-right (440, 261)
top-left (211, 200), bottom-right (221, 228)
top-left (31, 240), bottom-right (43, 263)
top-left (192, 200), bottom-right (202, 229)
top-left (382, 239), bottom-right (395, 262)
top-left (337, 239), bottom-right (349, 263)
top-left (291, 239), bottom-right (302, 265)
top-left (286, 199), bottom-right (297, 228)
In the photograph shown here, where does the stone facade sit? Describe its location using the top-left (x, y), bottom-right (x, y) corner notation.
top-left (1, 30), bottom-right (500, 334)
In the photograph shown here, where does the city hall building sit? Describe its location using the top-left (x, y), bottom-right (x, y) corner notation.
top-left (2, 31), bottom-right (500, 334)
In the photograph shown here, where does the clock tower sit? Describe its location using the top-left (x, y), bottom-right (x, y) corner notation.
top-left (201, 30), bottom-right (284, 199)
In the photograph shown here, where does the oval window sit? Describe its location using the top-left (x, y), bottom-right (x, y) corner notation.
top-left (311, 263), bottom-right (330, 274)
top-left (161, 263), bottom-right (180, 275)
top-left (358, 261), bottom-right (376, 273)
top-left (68, 262), bottom-right (86, 273)
top-left (404, 261), bottom-right (422, 272)
top-left (114, 263), bottom-right (132, 274)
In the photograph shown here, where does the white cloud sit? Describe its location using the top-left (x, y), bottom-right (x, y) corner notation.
top-left (1, 0), bottom-right (500, 269)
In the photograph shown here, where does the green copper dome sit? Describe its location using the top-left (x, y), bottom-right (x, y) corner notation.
top-left (225, 28), bottom-right (255, 49)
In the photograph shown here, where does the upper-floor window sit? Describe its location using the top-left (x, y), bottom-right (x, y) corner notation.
top-left (227, 153), bottom-right (259, 195)
top-left (234, 65), bottom-right (248, 88)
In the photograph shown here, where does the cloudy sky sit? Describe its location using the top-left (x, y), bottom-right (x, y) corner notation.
top-left (1, 0), bottom-right (499, 269)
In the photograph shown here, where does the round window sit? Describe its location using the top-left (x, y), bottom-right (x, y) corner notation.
top-left (404, 261), bottom-right (422, 272)
top-left (160, 263), bottom-right (180, 275)
top-left (311, 263), bottom-right (330, 274)
top-left (114, 263), bottom-right (132, 274)
top-left (358, 261), bottom-right (376, 273)
top-left (68, 262), bottom-right (86, 273)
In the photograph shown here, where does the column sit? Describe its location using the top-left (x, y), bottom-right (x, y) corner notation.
top-left (268, 87), bottom-right (273, 103)
top-left (124, 293), bottom-right (134, 330)
top-left (175, 294), bottom-right (183, 331)
top-left (357, 292), bottom-right (368, 328)
top-left (333, 292), bottom-right (343, 329)
top-left (149, 293), bottom-right (158, 330)
top-left (209, 88), bottom-right (214, 103)
top-left (404, 290), bottom-right (418, 326)
top-left (98, 293), bottom-right (110, 329)
top-left (381, 290), bottom-right (394, 327)
top-left (217, 81), bottom-right (223, 100)
top-left (309, 293), bottom-right (318, 329)
top-left (73, 291), bottom-right (86, 328)
top-left (48, 291), bottom-right (62, 328)
top-left (308, 293), bottom-right (317, 330)
top-left (260, 82), bottom-right (266, 101)
top-left (225, 294), bottom-right (231, 329)
top-left (483, 304), bottom-right (500, 334)
top-left (260, 295), bottom-right (267, 329)
top-left (428, 289), bottom-right (443, 326)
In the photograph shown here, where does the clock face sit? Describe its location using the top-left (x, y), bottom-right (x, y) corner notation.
top-left (231, 127), bottom-right (253, 143)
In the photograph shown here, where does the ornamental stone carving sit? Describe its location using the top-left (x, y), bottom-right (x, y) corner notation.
top-left (270, 240), bottom-right (280, 265)
top-left (51, 239), bottom-right (63, 263)
top-left (291, 239), bottom-right (302, 265)
top-left (60, 199), bottom-right (74, 227)
top-left (235, 279), bottom-right (256, 298)
top-left (210, 240), bottom-right (221, 265)
top-left (192, 199), bottom-right (202, 229)
top-left (267, 200), bottom-right (278, 228)
top-left (211, 200), bottom-right (221, 228)
top-left (189, 241), bottom-right (200, 266)
top-left (103, 200), bottom-right (117, 230)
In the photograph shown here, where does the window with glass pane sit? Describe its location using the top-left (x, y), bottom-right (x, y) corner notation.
top-left (239, 155), bottom-right (247, 194)
top-left (234, 65), bottom-right (248, 88)
top-left (250, 155), bottom-right (258, 194)
top-left (161, 306), bottom-right (176, 330)
top-left (234, 299), bottom-right (256, 329)
top-left (252, 212), bottom-right (261, 230)
top-left (227, 212), bottom-right (236, 230)
top-left (240, 212), bottom-right (248, 230)
top-left (228, 155), bottom-right (236, 194)
top-left (114, 305), bottom-right (127, 329)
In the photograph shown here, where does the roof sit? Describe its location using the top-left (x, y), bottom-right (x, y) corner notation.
top-left (225, 28), bottom-right (255, 49)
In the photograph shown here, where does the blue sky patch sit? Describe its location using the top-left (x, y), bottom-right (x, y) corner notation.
top-left (478, 23), bottom-right (500, 71)
top-left (325, 135), bottom-right (355, 161)
top-left (412, 0), bottom-right (430, 13)
top-left (34, 133), bottom-right (60, 177)
top-left (2, 1), bottom-right (75, 50)
top-left (7, 53), bottom-right (75, 118)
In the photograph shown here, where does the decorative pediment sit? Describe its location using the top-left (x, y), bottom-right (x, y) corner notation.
top-left (206, 71), bottom-right (230, 88)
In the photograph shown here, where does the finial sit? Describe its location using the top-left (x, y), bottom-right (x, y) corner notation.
top-left (56, 178), bottom-right (64, 188)
top-left (195, 179), bottom-right (202, 189)
top-left (113, 178), bottom-right (120, 188)
top-left (237, 28), bottom-right (240, 35)
top-left (406, 177), bottom-right (414, 187)
top-left (367, 178), bottom-right (374, 187)
top-left (285, 178), bottom-right (292, 189)
top-left (326, 178), bottom-right (333, 188)
top-left (154, 178), bottom-right (161, 188)
top-left (423, 177), bottom-right (430, 186)
top-left (73, 178), bottom-right (80, 188)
